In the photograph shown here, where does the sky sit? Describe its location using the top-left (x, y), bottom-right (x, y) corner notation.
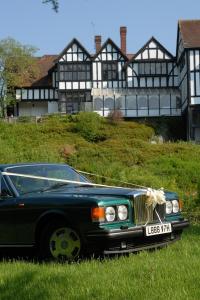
top-left (0, 0), bottom-right (200, 57)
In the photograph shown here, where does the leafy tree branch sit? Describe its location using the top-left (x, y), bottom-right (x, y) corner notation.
top-left (0, 38), bottom-right (39, 117)
top-left (42, 0), bottom-right (59, 12)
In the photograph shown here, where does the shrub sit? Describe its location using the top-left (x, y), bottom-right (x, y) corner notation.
top-left (72, 112), bottom-right (107, 142)
top-left (59, 145), bottom-right (76, 158)
top-left (107, 110), bottom-right (123, 124)
top-left (17, 116), bottom-right (33, 123)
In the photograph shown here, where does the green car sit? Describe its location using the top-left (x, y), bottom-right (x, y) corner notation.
top-left (0, 163), bottom-right (189, 260)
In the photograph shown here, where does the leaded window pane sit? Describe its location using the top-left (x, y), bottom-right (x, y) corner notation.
top-left (105, 97), bottom-right (114, 110)
top-left (60, 72), bottom-right (65, 80)
top-left (58, 63), bottom-right (91, 81)
top-left (155, 63), bottom-right (161, 74)
top-left (138, 96), bottom-right (148, 108)
top-left (160, 95), bottom-right (170, 108)
top-left (149, 95), bottom-right (159, 109)
top-left (145, 63), bottom-right (151, 74)
top-left (161, 63), bottom-right (167, 74)
top-left (150, 63), bottom-right (156, 74)
top-left (115, 96), bottom-right (125, 109)
top-left (126, 96), bottom-right (137, 109)
top-left (102, 62), bottom-right (118, 81)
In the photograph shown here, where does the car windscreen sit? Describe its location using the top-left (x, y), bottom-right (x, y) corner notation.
top-left (5, 164), bottom-right (89, 195)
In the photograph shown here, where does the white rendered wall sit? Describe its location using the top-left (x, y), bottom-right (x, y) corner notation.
top-left (18, 102), bottom-right (48, 116)
top-left (48, 101), bottom-right (58, 114)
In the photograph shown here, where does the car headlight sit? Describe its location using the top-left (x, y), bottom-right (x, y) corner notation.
top-left (117, 205), bottom-right (128, 221)
top-left (172, 200), bottom-right (179, 213)
top-left (166, 201), bottom-right (173, 214)
top-left (105, 206), bottom-right (116, 222)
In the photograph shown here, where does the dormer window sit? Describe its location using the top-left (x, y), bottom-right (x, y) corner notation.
top-left (102, 62), bottom-right (118, 81)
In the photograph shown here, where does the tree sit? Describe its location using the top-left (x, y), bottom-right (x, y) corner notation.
top-left (0, 38), bottom-right (39, 117)
top-left (42, 0), bottom-right (59, 12)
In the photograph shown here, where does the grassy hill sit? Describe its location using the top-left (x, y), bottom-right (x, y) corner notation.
top-left (1, 113), bottom-right (200, 206)
top-left (0, 113), bottom-right (200, 299)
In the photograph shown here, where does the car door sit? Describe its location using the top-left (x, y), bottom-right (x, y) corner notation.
top-left (0, 173), bottom-right (18, 245)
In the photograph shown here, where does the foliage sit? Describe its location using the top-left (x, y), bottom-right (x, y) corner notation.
top-left (71, 112), bottom-right (107, 142)
top-left (0, 113), bottom-right (200, 205)
top-left (0, 114), bottom-right (199, 212)
top-left (0, 38), bottom-right (39, 117)
top-left (107, 110), bottom-right (124, 124)
top-left (0, 115), bottom-right (200, 298)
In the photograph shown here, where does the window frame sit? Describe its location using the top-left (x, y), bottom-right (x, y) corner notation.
top-left (59, 62), bottom-right (92, 82)
top-left (102, 61), bottom-right (119, 81)
top-left (0, 174), bottom-right (13, 199)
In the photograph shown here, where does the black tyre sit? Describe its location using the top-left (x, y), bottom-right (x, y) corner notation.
top-left (39, 221), bottom-right (81, 261)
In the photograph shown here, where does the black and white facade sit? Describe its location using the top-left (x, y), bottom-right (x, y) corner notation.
top-left (15, 21), bottom-right (200, 140)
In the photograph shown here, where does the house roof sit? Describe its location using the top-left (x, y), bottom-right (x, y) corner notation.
top-left (92, 38), bottom-right (128, 61)
top-left (54, 38), bottom-right (91, 62)
top-left (179, 20), bottom-right (200, 48)
top-left (22, 55), bottom-right (57, 88)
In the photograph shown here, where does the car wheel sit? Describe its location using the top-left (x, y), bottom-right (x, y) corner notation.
top-left (40, 222), bottom-right (81, 261)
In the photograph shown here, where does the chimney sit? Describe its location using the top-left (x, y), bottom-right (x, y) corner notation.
top-left (95, 35), bottom-right (102, 53)
top-left (120, 26), bottom-right (127, 55)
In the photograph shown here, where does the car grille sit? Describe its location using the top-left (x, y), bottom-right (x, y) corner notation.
top-left (134, 194), bottom-right (166, 225)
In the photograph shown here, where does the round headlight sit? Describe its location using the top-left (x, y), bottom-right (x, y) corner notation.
top-left (105, 207), bottom-right (116, 222)
top-left (166, 201), bottom-right (173, 214)
top-left (172, 200), bottom-right (179, 213)
top-left (118, 205), bottom-right (128, 221)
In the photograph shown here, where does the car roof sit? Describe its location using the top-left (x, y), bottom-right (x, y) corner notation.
top-left (0, 163), bottom-right (67, 172)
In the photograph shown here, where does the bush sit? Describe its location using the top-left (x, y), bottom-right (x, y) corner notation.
top-left (107, 110), bottom-right (123, 124)
top-left (59, 144), bottom-right (76, 158)
top-left (71, 112), bottom-right (107, 142)
top-left (17, 116), bottom-right (33, 123)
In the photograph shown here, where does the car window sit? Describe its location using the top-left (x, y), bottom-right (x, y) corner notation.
top-left (0, 176), bottom-right (12, 198)
top-left (6, 164), bottom-right (89, 195)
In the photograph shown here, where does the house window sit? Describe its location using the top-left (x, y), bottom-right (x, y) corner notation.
top-left (59, 63), bottom-right (91, 81)
top-left (138, 62), bottom-right (167, 75)
top-left (102, 62), bottom-right (118, 81)
top-left (192, 110), bottom-right (200, 126)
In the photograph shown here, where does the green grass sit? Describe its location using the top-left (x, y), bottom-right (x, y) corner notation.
top-left (0, 113), bottom-right (200, 299)
top-left (0, 225), bottom-right (199, 300)
top-left (1, 114), bottom-right (200, 198)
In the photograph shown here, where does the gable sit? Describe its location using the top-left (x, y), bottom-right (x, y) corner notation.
top-left (94, 39), bottom-right (128, 62)
top-left (56, 39), bottom-right (91, 62)
top-left (134, 38), bottom-right (173, 61)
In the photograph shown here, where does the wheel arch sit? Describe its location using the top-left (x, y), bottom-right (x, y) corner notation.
top-left (34, 210), bottom-right (70, 246)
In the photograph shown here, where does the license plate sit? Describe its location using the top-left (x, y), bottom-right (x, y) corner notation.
top-left (145, 223), bottom-right (172, 236)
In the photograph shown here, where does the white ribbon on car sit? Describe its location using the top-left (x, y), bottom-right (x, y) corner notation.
top-left (146, 188), bottom-right (166, 209)
top-left (1, 171), bottom-right (130, 190)
top-left (2, 170), bottom-right (166, 217)
top-left (145, 188), bottom-right (166, 225)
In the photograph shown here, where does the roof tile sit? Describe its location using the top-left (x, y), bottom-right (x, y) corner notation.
top-left (179, 20), bottom-right (200, 48)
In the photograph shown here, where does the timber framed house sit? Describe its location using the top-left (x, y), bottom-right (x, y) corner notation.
top-left (14, 20), bottom-right (200, 141)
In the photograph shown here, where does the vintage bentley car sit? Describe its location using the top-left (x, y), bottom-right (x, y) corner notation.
top-left (0, 163), bottom-right (189, 260)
